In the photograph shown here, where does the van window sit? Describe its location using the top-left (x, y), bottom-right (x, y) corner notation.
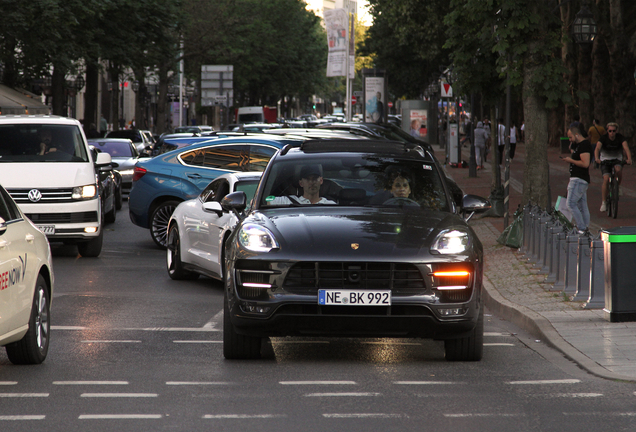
top-left (238, 113), bottom-right (264, 123)
top-left (0, 124), bottom-right (89, 163)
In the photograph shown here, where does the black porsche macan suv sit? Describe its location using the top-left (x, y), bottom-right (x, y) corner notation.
top-left (220, 139), bottom-right (491, 361)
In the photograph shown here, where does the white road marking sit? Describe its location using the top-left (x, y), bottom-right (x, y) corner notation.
top-left (79, 414), bottom-right (162, 419)
top-left (484, 343), bottom-right (515, 346)
top-left (393, 381), bottom-right (459, 385)
top-left (0, 415), bottom-right (46, 420)
top-left (280, 381), bottom-right (356, 385)
top-left (554, 393), bottom-right (603, 398)
top-left (323, 413), bottom-right (407, 419)
top-left (173, 340), bottom-right (222, 344)
top-left (203, 414), bottom-right (287, 419)
top-left (508, 379), bottom-right (581, 385)
top-left (81, 393), bottom-right (158, 398)
top-left (484, 332), bottom-right (508, 336)
top-left (0, 393), bottom-right (49, 397)
top-left (81, 340), bottom-right (141, 343)
top-left (305, 393), bottom-right (381, 397)
top-left (444, 413), bottom-right (524, 418)
top-left (166, 382), bottom-right (233, 386)
top-left (0, 382), bottom-right (17, 386)
top-left (53, 381), bottom-right (129, 385)
top-left (203, 310), bottom-right (224, 329)
top-left (52, 326), bottom-right (219, 332)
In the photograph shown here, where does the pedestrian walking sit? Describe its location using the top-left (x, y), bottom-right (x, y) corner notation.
top-left (497, 118), bottom-right (505, 165)
top-left (562, 121), bottom-right (592, 233)
top-left (473, 121), bottom-right (489, 170)
top-left (509, 122), bottom-right (518, 160)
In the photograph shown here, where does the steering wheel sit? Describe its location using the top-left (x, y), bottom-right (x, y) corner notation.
top-left (383, 197), bottom-right (419, 207)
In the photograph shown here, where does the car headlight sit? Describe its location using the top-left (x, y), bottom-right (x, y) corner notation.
top-left (238, 223), bottom-right (279, 252)
top-left (431, 230), bottom-right (470, 254)
top-left (72, 184), bottom-right (97, 200)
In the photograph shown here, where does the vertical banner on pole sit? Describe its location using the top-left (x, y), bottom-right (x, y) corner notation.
top-left (325, 9), bottom-right (349, 78)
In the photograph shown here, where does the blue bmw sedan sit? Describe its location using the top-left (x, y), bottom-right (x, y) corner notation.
top-left (129, 136), bottom-right (301, 248)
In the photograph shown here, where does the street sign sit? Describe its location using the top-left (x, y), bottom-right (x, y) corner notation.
top-left (201, 65), bottom-right (233, 106)
top-left (388, 102), bottom-right (393, 108)
top-left (351, 95), bottom-right (357, 105)
top-left (441, 82), bottom-right (453, 98)
top-left (353, 91), bottom-right (362, 98)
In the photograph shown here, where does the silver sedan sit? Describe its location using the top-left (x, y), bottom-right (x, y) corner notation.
top-left (88, 138), bottom-right (151, 194)
top-left (166, 172), bottom-right (262, 281)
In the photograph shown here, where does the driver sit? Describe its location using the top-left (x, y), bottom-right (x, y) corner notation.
top-left (268, 164), bottom-right (336, 205)
top-left (390, 172), bottom-right (412, 198)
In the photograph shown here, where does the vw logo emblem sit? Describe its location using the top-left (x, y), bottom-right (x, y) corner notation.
top-left (28, 189), bottom-right (42, 202)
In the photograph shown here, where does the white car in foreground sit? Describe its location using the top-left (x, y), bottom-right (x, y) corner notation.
top-left (0, 184), bottom-right (54, 364)
top-left (166, 172), bottom-right (262, 281)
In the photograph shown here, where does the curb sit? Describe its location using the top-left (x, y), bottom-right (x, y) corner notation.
top-left (482, 277), bottom-right (636, 383)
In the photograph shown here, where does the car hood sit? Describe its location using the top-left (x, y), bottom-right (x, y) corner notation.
top-left (0, 162), bottom-right (96, 188)
top-left (244, 207), bottom-right (476, 261)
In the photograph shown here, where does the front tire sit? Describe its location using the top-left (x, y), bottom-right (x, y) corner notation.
top-left (223, 268), bottom-right (262, 359)
top-left (5, 275), bottom-right (51, 365)
top-left (444, 305), bottom-right (483, 362)
top-left (151, 200), bottom-right (179, 249)
top-left (77, 227), bottom-right (103, 257)
top-left (611, 177), bottom-right (619, 219)
top-left (166, 225), bottom-right (199, 280)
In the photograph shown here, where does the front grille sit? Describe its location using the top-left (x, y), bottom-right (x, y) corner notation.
top-left (25, 212), bottom-right (98, 224)
top-left (8, 188), bottom-right (75, 203)
top-left (283, 262), bottom-right (426, 295)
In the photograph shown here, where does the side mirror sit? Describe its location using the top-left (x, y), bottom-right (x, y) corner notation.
top-left (95, 151), bottom-right (112, 167)
top-left (461, 194), bottom-right (491, 222)
top-left (221, 191), bottom-right (247, 215)
top-left (111, 161), bottom-right (119, 168)
top-left (203, 201), bottom-right (223, 216)
top-left (0, 217), bottom-right (6, 235)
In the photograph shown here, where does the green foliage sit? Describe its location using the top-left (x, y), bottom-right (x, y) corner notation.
top-left (444, 0), bottom-right (570, 108)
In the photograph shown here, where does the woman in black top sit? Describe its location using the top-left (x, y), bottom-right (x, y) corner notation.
top-left (562, 122), bottom-right (592, 233)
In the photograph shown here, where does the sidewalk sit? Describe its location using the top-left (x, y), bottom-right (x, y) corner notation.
top-left (437, 141), bottom-right (636, 381)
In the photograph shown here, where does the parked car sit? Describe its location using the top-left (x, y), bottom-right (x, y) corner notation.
top-left (0, 115), bottom-right (111, 257)
top-left (166, 172), bottom-right (262, 280)
top-left (0, 183), bottom-right (54, 364)
top-left (89, 146), bottom-right (121, 223)
top-left (105, 129), bottom-right (154, 154)
top-left (174, 126), bottom-right (204, 134)
top-left (128, 136), bottom-right (302, 248)
top-left (219, 139), bottom-right (490, 361)
top-left (88, 138), bottom-right (150, 195)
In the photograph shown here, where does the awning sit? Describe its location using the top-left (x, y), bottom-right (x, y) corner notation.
top-left (0, 84), bottom-right (50, 115)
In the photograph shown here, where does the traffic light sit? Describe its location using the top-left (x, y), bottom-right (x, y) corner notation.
top-left (313, 104), bottom-right (316, 110)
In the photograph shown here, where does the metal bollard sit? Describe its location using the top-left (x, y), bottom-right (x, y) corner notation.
top-left (572, 233), bottom-right (592, 301)
top-left (563, 229), bottom-right (582, 296)
top-left (532, 215), bottom-right (551, 270)
top-left (530, 211), bottom-right (551, 264)
top-left (524, 207), bottom-right (540, 260)
top-left (552, 227), bottom-right (570, 290)
top-left (538, 217), bottom-right (557, 274)
top-left (545, 225), bottom-right (565, 284)
top-left (520, 202), bottom-right (533, 255)
top-left (584, 236), bottom-right (605, 309)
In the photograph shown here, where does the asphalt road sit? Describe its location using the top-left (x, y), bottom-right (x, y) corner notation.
top-left (1, 202), bottom-right (636, 432)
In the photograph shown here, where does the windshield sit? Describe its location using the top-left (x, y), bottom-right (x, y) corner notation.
top-left (106, 130), bottom-right (142, 142)
top-left (260, 155), bottom-right (449, 211)
top-left (0, 124), bottom-right (90, 162)
top-left (94, 141), bottom-right (135, 158)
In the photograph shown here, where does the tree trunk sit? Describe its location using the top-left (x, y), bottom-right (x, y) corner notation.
top-left (84, 61), bottom-right (99, 129)
top-left (51, 65), bottom-right (66, 116)
top-left (591, 27), bottom-right (613, 125)
top-left (522, 42), bottom-right (551, 208)
top-left (156, 64), bottom-right (169, 135)
top-left (608, 0), bottom-right (636, 140)
top-left (577, 43), bottom-right (594, 127)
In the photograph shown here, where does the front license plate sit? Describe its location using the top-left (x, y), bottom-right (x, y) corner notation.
top-left (36, 225), bottom-right (55, 235)
top-left (318, 289), bottom-right (391, 306)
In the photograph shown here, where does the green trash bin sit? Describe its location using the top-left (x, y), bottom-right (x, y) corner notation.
top-left (560, 137), bottom-right (570, 154)
top-left (602, 227), bottom-right (636, 322)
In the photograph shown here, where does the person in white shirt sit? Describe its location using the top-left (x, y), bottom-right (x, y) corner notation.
top-left (497, 118), bottom-right (506, 165)
top-left (268, 164), bottom-right (336, 205)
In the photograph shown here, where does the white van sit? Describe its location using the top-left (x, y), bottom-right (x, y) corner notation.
top-left (0, 115), bottom-right (111, 257)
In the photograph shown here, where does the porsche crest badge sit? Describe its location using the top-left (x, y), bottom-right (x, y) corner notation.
top-left (351, 243), bottom-right (359, 250)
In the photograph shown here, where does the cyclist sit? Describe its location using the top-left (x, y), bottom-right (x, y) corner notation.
top-left (594, 122), bottom-right (632, 212)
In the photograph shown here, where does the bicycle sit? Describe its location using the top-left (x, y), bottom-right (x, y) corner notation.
top-left (602, 160), bottom-right (626, 219)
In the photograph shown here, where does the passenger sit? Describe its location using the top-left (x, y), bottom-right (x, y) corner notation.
top-left (268, 164), bottom-right (336, 205)
top-left (389, 171), bottom-right (412, 198)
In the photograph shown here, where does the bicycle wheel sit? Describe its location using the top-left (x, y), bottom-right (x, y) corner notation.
top-left (611, 175), bottom-right (619, 218)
